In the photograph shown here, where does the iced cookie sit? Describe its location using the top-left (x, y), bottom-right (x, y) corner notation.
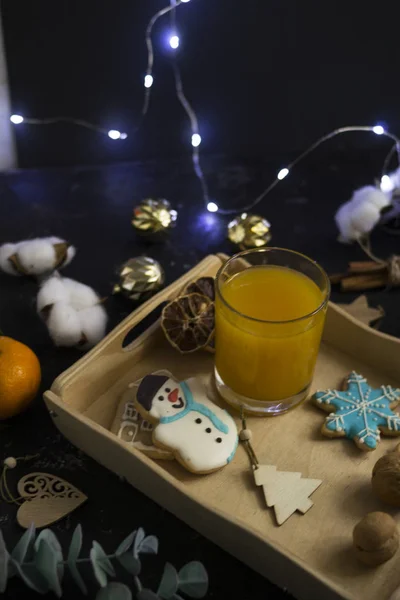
top-left (313, 371), bottom-right (400, 451)
top-left (111, 381), bottom-right (173, 460)
top-left (134, 373), bottom-right (238, 474)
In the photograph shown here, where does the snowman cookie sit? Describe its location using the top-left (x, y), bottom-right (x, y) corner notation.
top-left (135, 373), bottom-right (238, 474)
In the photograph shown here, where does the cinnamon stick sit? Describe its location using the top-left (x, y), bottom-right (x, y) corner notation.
top-left (341, 273), bottom-right (387, 292)
top-left (348, 261), bottom-right (387, 274)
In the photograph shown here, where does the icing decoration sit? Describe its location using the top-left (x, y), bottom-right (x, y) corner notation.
top-left (313, 371), bottom-right (400, 450)
top-left (135, 374), bottom-right (238, 473)
top-left (159, 381), bottom-right (229, 433)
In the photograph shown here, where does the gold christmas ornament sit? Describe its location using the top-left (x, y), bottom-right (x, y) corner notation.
top-left (227, 213), bottom-right (271, 250)
top-left (132, 198), bottom-right (177, 235)
top-left (113, 257), bottom-right (165, 301)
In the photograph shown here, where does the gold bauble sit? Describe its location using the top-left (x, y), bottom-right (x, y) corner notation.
top-left (132, 198), bottom-right (177, 235)
top-left (113, 257), bottom-right (164, 301)
top-left (227, 213), bottom-right (271, 250)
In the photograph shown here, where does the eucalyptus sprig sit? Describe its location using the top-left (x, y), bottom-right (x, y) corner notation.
top-left (0, 524), bottom-right (208, 599)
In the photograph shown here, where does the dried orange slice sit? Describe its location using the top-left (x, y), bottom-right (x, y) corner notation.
top-left (161, 293), bottom-right (214, 353)
top-left (183, 276), bottom-right (215, 301)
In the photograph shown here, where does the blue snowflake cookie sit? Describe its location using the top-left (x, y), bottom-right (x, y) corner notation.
top-left (313, 372), bottom-right (400, 451)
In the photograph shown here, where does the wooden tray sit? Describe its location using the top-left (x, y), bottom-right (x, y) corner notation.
top-left (44, 254), bottom-right (400, 600)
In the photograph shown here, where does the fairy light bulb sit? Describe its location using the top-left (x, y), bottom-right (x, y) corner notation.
top-left (380, 174), bottom-right (395, 193)
top-left (10, 114), bottom-right (24, 124)
top-left (373, 125), bottom-right (385, 135)
top-left (169, 35), bottom-right (180, 49)
top-left (181, 0), bottom-right (190, 2)
top-left (277, 167), bottom-right (289, 180)
top-left (144, 74), bottom-right (153, 88)
top-left (107, 130), bottom-right (127, 140)
top-left (207, 201), bottom-right (219, 212)
top-left (191, 133), bottom-right (201, 147)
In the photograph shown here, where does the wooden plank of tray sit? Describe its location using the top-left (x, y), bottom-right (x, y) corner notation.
top-left (44, 254), bottom-right (400, 600)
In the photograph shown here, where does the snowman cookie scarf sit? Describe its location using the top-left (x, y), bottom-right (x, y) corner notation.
top-left (135, 373), bottom-right (238, 474)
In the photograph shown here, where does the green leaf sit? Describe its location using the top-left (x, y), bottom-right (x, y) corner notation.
top-left (133, 528), bottom-right (145, 558)
top-left (67, 525), bottom-right (87, 595)
top-left (178, 562), bottom-right (208, 598)
top-left (138, 535), bottom-right (158, 555)
top-left (11, 523), bottom-right (36, 565)
top-left (34, 539), bottom-right (62, 597)
top-left (10, 558), bottom-right (49, 594)
top-left (96, 582), bottom-right (132, 600)
top-left (115, 530), bottom-right (137, 556)
top-left (0, 530), bottom-right (8, 592)
top-left (157, 563), bottom-right (179, 599)
top-left (137, 590), bottom-right (160, 600)
top-left (116, 552), bottom-right (141, 576)
top-left (90, 541), bottom-right (115, 587)
top-left (34, 529), bottom-right (64, 580)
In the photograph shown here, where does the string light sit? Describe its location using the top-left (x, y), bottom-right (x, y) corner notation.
top-left (144, 74), bottom-right (153, 88)
top-left (191, 133), bottom-right (201, 147)
top-left (169, 35), bottom-right (180, 49)
top-left (207, 202), bottom-right (219, 212)
top-left (107, 130), bottom-right (127, 140)
top-left (380, 174), bottom-right (395, 193)
top-left (373, 125), bottom-right (385, 135)
top-left (277, 168), bottom-right (289, 180)
top-left (10, 114), bottom-right (23, 124)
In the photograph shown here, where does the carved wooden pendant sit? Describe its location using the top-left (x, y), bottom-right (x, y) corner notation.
top-left (254, 465), bottom-right (322, 525)
top-left (16, 473), bottom-right (87, 529)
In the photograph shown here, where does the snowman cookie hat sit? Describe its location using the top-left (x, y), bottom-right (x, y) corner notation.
top-left (135, 373), bottom-right (238, 474)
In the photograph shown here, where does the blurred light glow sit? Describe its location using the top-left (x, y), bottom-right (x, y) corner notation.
top-left (207, 201), bottom-right (219, 212)
top-left (144, 74), bottom-right (153, 88)
top-left (120, 132), bottom-right (128, 140)
top-left (277, 167), bottom-right (289, 180)
top-left (181, 0), bottom-right (191, 3)
top-left (108, 130), bottom-right (122, 140)
top-left (10, 114), bottom-right (24, 124)
top-left (373, 125), bottom-right (385, 135)
top-left (380, 174), bottom-right (395, 193)
top-left (169, 35), bottom-right (180, 49)
top-left (191, 133), bottom-right (201, 147)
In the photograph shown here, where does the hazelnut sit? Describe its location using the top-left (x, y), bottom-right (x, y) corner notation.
top-left (353, 512), bottom-right (399, 566)
top-left (372, 445), bottom-right (400, 506)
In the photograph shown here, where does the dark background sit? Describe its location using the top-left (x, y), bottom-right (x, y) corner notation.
top-left (2, 0), bottom-right (400, 169)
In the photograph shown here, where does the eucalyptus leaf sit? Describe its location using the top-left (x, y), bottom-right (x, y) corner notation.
top-left (178, 562), bottom-right (208, 598)
top-left (0, 530), bottom-right (8, 592)
top-left (92, 541), bottom-right (116, 576)
top-left (96, 582), bottom-right (132, 600)
top-left (35, 529), bottom-right (64, 580)
top-left (115, 530), bottom-right (136, 556)
top-left (67, 525), bottom-right (87, 595)
top-left (10, 558), bottom-right (49, 594)
top-left (133, 528), bottom-right (145, 558)
top-left (35, 539), bottom-right (62, 597)
top-left (137, 589), bottom-right (160, 600)
top-left (116, 552), bottom-right (141, 576)
top-left (11, 523), bottom-right (35, 565)
top-left (157, 563), bottom-right (179, 599)
top-left (138, 536), bottom-right (158, 555)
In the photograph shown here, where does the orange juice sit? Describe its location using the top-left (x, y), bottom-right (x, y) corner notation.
top-left (215, 265), bottom-right (327, 405)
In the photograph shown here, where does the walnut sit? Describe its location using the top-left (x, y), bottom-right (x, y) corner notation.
top-left (353, 512), bottom-right (399, 566)
top-left (372, 444), bottom-right (400, 506)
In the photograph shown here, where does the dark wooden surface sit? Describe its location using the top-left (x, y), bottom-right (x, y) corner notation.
top-left (0, 155), bottom-right (399, 599)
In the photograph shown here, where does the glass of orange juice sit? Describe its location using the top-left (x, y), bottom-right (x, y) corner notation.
top-left (215, 248), bottom-right (330, 416)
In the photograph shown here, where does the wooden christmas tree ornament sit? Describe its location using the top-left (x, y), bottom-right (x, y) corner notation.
top-left (239, 409), bottom-right (322, 526)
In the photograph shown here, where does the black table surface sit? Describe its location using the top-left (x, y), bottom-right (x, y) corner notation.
top-left (0, 154), bottom-right (399, 599)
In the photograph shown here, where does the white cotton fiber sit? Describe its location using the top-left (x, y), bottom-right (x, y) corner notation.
top-left (0, 236), bottom-right (76, 276)
top-left (46, 302), bottom-right (83, 347)
top-left (37, 274), bottom-right (107, 349)
top-left (335, 185), bottom-right (391, 243)
top-left (37, 275), bottom-right (68, 312)
top-left (0, 243), bottom-right (18, 275)
top-left (62, 278), bottom-right (99, 310)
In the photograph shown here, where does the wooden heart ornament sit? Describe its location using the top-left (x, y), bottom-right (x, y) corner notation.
top-left (16, 473), bottom-right (87, 529)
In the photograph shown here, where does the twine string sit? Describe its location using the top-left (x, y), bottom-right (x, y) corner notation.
top-left (239, 405), bottom-right (259, 470)
top-left (0, 454), bottom-right (39, 506)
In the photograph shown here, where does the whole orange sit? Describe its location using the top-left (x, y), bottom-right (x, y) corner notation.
top-left (0, 336), bottom-right (41, 419)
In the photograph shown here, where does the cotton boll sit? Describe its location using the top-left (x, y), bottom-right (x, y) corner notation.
top-left (46, 237), bottom-right (76, 267)
top-left (78, 304), bottom-right (108, 349)
top-left (0, 243), bottom-right (19, 275)
top-left (335, 185), bottom-right (392, 242)
top-left (335, 204), bottom-right (359, 243)
top-left (37, 275), bottom-right (68, 313)
top-left (16, 239), bottom-right (58, 275)
top-left (351, 186), bottom-right (391, 211)
top-left (62, 278), bottom-right (100, 310)
top-left (350, 202), bottom-right (381, 237)
top-left (46, 302), bottom-right (83, 347)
